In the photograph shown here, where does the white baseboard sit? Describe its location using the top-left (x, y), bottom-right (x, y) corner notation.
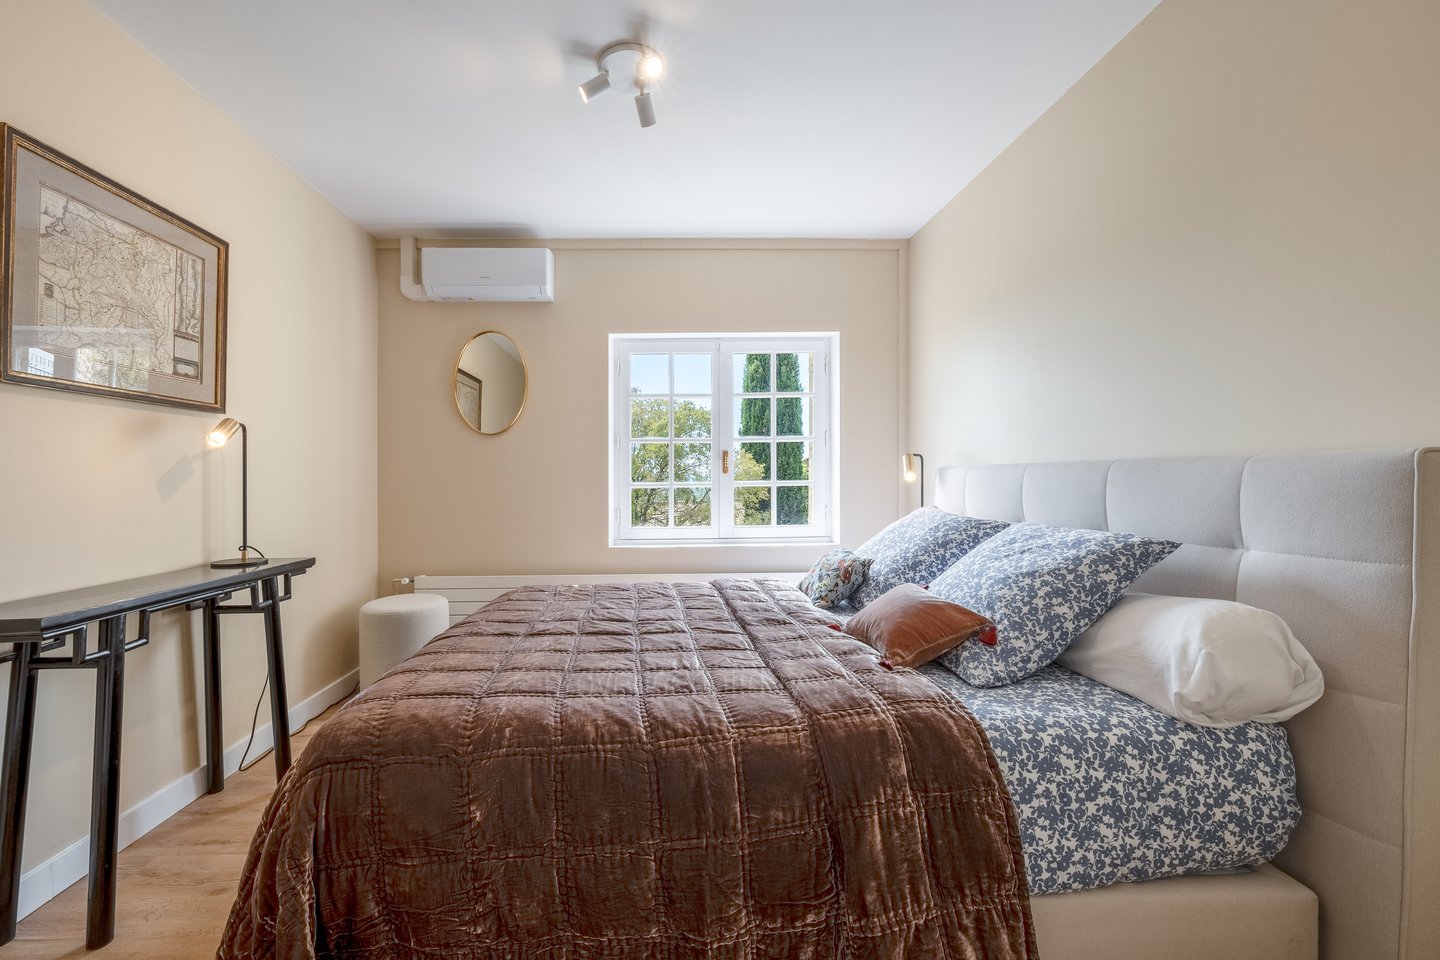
top-left (15, 667), bottom-right (359, 921)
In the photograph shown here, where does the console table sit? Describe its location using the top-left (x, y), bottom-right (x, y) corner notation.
top-left (0, 557), bottom-right (316, 949)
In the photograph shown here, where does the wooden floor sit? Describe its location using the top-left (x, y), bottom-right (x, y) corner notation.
top-left (8, 705), bottom-right (336, 959)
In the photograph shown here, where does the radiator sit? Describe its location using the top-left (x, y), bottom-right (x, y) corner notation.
top-left (414, 572), bottom-right (807, 626)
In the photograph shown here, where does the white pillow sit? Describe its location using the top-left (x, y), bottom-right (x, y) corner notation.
top-left (1056, 593), bottom-right (1324, 728)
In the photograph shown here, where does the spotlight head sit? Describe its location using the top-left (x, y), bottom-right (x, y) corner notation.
top-left (634, 91), bottom-right (656, 128)
top-left (639, 54), bottom-right (664, 80)
top-left (207, 417), bottom-right (241, 448)
top-left (578, 71), bottom-right (610, 103)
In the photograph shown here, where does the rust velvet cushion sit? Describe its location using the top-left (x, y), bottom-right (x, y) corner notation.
top-left (845, 584), bottom-right (997, 668)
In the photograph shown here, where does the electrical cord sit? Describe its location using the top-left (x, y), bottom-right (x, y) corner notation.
top-left (236, 676), bottom-right (361, 774)
top-left (236, 675), bottom-right (269, 771)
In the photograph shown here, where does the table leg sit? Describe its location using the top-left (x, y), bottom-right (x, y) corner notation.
top-left (262, 578), bottom-right (292, 779)
top-left (0, 640), bottom-right (39, 945)
top-left (85, 615), bottom-right (126, 950)
top-left (202, 598), bottom-right (224, 794)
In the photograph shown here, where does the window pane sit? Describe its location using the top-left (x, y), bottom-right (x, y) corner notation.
top-left (776, 352), bottom-right (812, 392)
top-left (674, 398), bottom-right (712, 438)
top-left (777, 442), bottom-right (810, 481)
top-left (776, 397), bottom-right (810, 436)
top-left (631, 398), bottom-right (670, 438)
top-left (735, 397), bottom-right (771, 437)
top-left (734, 486), bottom-right (771, 526)
top-left (733, 353), bottom-right (771, 393)
top-left (675, 487), bottom-right (711, 526)
top-left (673, 354), bottom-right (711, 394)
top-left (674, 443), bottom-right (711, 482)
top-left (631, 443), bottom-right (669, 482)
top-left (777, 486), bottom-right (811, 526)
top-left (630, 354), bottom-right (668, 394)
top-left (631, 488), bottom-right (669, 526)
top-left (735, 442), bottom-right (771, 481)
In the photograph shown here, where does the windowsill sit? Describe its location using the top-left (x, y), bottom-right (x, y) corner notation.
top-left (610, 537), bottom-right (838, 549)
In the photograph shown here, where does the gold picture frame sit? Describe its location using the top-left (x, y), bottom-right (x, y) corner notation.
top-left (0, 125), bottom-right (228, 412)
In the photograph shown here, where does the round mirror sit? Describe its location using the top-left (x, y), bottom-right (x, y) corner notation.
top-left (454, 331), bottom-right (527, 434)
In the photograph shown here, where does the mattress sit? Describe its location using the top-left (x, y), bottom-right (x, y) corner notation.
top-left (920, 662), bottom-right (1301, 895)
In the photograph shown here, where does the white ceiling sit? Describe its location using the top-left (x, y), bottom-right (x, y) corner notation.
top-left (88, 0), bottom-right (1160, 239)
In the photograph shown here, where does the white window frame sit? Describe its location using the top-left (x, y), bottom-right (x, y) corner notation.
top-left (609, 333), bottom-right (838, 547)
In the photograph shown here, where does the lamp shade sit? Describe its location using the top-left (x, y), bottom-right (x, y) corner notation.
top-left (634, 91), bottom-right (656, 128)
top-left (579, 71), bottom-right (611, 103)
top-left (207, 417), bottom-right (241, 448)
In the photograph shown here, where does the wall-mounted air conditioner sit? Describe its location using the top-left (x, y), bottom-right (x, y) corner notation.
top-left (399, 237), bottom-right (555, 302)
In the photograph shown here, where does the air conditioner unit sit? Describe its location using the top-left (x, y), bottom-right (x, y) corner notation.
top-left (401, 240), bottom-right (555, 302)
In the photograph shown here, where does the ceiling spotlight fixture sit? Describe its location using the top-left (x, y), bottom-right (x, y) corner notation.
top-left (578, 40), bottom-right (664, 128)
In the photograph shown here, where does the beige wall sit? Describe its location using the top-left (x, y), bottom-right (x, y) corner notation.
top-left (908, 0), bottom-right (1440, 472)
top-left (0, 0), bottom-right (377, 875)
top-left (378, 242), bottom-right (904, 583)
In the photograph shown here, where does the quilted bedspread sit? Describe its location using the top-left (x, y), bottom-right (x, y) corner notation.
top-left (219, 579), bottom-right (1035, 960)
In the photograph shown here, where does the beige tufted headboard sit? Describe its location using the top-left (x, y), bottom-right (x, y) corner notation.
top-left (934, 447), bottom-right (1439, 960)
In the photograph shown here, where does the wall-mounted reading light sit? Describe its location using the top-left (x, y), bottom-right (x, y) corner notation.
top-left (579, 40), bottom-right (664, 128)
top-left (902, 452), bottom-right (926, 507)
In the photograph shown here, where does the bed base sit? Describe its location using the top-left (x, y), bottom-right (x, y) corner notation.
top-left (1032, 864), bottom-right (1316, 960)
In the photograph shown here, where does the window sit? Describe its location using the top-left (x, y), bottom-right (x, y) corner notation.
top-left (610, 334), bottom-right (836, 545)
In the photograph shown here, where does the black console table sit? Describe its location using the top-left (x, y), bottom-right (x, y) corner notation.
top-left (0, 557), bottom-right (316, 949)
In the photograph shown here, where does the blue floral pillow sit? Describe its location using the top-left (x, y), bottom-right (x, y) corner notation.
top-left (850, 507), bottom-right (1010, 609)
top-left (932, 523), bottom-right (1179, 687)
top-left (798, 548), bottom-right (873, 609)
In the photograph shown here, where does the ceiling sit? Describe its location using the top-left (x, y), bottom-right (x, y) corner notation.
top-left (88, 0), bottom-right (1160, 239)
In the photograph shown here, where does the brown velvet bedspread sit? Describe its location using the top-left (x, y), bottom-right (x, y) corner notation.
top-left (219, 579), bottom-right (1035, 960)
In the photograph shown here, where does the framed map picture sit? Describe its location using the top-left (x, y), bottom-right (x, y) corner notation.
top-left (0, 125), bottom-right (227, 411)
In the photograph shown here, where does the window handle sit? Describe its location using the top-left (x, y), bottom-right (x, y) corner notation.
top-left (722, 449), bottom-right (730, 474)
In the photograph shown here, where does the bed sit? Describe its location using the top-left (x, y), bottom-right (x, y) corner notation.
top-left (223, 447), bottom-right (1439, 960)
top-left (933, 447), bottom-right (1440, 960)
top-left (221, 578), bottom-right (1036, 959)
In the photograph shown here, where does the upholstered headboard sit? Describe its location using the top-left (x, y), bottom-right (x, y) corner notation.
top-left (935, 448), bottom-right (1439, 960)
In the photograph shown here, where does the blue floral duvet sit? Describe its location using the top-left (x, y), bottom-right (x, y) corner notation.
top-left (920, 663), bottom-right (1301, 895)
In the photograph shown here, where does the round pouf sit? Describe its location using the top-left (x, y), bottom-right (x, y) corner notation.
top-left (359, 593), bottom-right (450, 689)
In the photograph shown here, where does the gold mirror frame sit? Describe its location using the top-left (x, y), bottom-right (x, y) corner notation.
top-left (453, 330), bottom-right (528, 435)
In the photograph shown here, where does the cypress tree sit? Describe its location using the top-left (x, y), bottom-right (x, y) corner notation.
top-left (738, 354), bottom-right (771, 523)
top-left (775, 353), bottom-right (806, 524)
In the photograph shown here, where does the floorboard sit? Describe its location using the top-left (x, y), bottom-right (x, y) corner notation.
top-left (8, 705), bottom-right (338, 959)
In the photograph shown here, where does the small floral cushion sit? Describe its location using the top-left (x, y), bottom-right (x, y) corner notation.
top-left (798, 548), bottom-right (874, 609)
top-left (850, 508), bottom-right (1010, 609)
top-left (932, 523), bottom-right (1180, 687)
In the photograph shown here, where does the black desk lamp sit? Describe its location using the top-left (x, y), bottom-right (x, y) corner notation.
top-left (207, 417), bottom-right (268, 569)
top-left (902, 452), bottom-right (926, 507)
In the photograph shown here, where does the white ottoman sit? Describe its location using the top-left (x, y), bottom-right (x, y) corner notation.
top-left (359, 593), bottom-right (450, 688)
